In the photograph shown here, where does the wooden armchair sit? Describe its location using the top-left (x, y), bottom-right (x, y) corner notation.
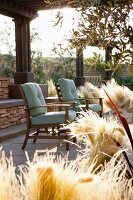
top-left (56, 78), bottom-right (103, 117)
top-left (20, 83), bottom-right (76, 150)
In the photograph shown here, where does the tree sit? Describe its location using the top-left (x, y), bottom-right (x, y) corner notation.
top-left (45, 0), bottom-right (133, 77)
top-left (0, 18), bottom-right (16, 77)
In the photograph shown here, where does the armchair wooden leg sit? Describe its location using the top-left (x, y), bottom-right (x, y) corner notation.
top-left (52, 127), bottom-right (56, 136)
top-left (99, 98), bottom-right (103, 117)
top-left (73, 137), bottom-right (77, 143)
top-left (66, 141), bottom-right (69, 151)
top-left (99, 110), bottom-right (103, 117)
top-left (65, 134), bottom-right (70, 151)
top-left (33, 128), bottom-right (39, 143)
top-left (22, 128), bottom-right (29, 149)
top-left (45, 127), bottom-right (49, 133)
top-left (57, 126), bottom-right (61, 136)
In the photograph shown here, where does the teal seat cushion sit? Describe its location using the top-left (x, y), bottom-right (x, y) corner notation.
top-left (76, 104), bottom-right (102, 112)
top-left (22, 83), bottom-right (47, 117)
top-left (58, 78), bottom-right (102, 113)
top-left (89, 104), bottom-right (102, 112)
top-left (31, 110), bottom-right (76, 125)
top-left (58, 78), bottom-right (80, 105)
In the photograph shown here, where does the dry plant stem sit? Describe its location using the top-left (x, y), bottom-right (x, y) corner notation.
top-left (104, 88), bottom-right (133, 150)
top-left (116, 141), bottom-right (133, 177)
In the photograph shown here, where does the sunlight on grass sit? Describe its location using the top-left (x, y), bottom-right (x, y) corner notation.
top-left (48, 79), bottom-right (57, 97)
top-left (0, 148), bottom-right (133, 200)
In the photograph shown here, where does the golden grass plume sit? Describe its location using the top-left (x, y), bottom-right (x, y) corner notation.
top-left (0, 149), bottom-right (133, 200)
top-left (78, 79), bottom-right (133, 115)
top-left (48, 79), bottom-right (57, 97)
top-left (70, 111), bottom-right (128, 171)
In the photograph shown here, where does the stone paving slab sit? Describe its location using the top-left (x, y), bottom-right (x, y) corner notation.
top-left (0, 132), bottom-right (80, 166)
top-left (0, 123), bottom-right (133, 168)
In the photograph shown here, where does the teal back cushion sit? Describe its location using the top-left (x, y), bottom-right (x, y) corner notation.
top-left (22, 83), bottom-right (47, 117)
top-left (58, 78), bottom-right (79, 104)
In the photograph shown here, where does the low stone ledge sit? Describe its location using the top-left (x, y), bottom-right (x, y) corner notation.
top-left (0, 99), bottom-right (24, 108)
top-left (0, 99), bottom-right (26, 130)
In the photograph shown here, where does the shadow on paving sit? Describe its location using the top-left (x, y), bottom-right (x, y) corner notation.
top-left (0, 134), bottom-right (85, 168)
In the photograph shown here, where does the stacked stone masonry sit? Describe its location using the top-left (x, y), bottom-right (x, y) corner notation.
top-left (0, 77), bottom-right (10, 99)
top-left (0, 77), bottom-right (26, 129)
top-left (0, 106), bottom-right (26, 129)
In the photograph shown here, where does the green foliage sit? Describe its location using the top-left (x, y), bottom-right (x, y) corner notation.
top-left (117, 76), bottom-right (133, 85)
top-left (31, 51), bottom-right (46, 83)
top-left (52, 57), bottom-right (76, 82)
top-left (31, 50), bottom-right (76, 84)
top-left (30, 27), bottom-right (76, 83)
top-left (0, 19), bottom-right (15, 56)
top-left (0, 54), bottom-right (15, 77)
top-left (51, 43), bottom-right (76, 82)
top-left (0, 19), bottom-right (15, 77)
top-left (45, 0), bottom-right (133, 75)
top-left (84, 54), bottom-right (106, 74)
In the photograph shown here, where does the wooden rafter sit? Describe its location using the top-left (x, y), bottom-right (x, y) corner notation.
top-left (0, 0), bottom-right (38, 18)
top-left (0, 0), bottom-right (133, 18)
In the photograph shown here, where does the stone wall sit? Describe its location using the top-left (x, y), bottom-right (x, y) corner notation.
top-left (0, 105), bottom-right (26, 129)
top-left (0, 77), bottom-right (10, 99)
top-left (0, 77), bottom-right (26, 129)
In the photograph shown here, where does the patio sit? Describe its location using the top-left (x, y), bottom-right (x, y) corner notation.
top-left (0, 123), bottom-right (82, 166)
top-left (0, 1), bottom-right (133, 199)
top-left (0, 120), bottom-right (132, 168)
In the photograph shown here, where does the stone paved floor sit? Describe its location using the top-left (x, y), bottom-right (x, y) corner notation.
top-left (0, 132), bottom-right (81, 166)
top-left (0, 123), bottom-right (133, 168)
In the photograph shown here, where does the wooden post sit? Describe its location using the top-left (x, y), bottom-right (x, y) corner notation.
top-left (14, 16), bottom-right (34, 84)
top-left (105, 46), bottom-right (112, 62)
top-left (104, 45), bottom-right (112, 80)
top-left (75, 48), bottom-right (85, 87)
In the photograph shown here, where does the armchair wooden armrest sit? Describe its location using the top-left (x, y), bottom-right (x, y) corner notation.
top-left (27, 102), bottom-right (75, 111)
top-left (86, 97), bottom-right (104, 99)
top-left (85, 97), bottom-right (103, 117)
top-left (55, 100), bottom-right (76, 110)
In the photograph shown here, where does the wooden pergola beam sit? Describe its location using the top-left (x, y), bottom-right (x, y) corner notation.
top-left (0, 0), bottom-right (38, 18)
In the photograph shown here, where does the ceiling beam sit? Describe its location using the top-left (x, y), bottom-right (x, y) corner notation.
top-left (0, 0), bottom-right (37, 18)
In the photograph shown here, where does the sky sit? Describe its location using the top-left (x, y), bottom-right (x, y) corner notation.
top-left (30, 9), bottom-right (76, 57)
top-left (0, 9), bottom-right (104, 58)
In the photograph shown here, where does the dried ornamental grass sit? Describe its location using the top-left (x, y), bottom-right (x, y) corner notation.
top-left (48, 79), bottom-right (57, 97)
top-left (78, 82), bottom-right (101, 104)
top-left (22, 155), bottom-right (83, 200)
top-left (70, 111), bottom-right (127, 171)
top-left (101, 79), bottom-right (133, 112)
top-left (78, 79), bottom-right (133, 114)
top-left (0, 149), bottom-right (22, 200)
top-left (0, 149), bottom-right (133, 200)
